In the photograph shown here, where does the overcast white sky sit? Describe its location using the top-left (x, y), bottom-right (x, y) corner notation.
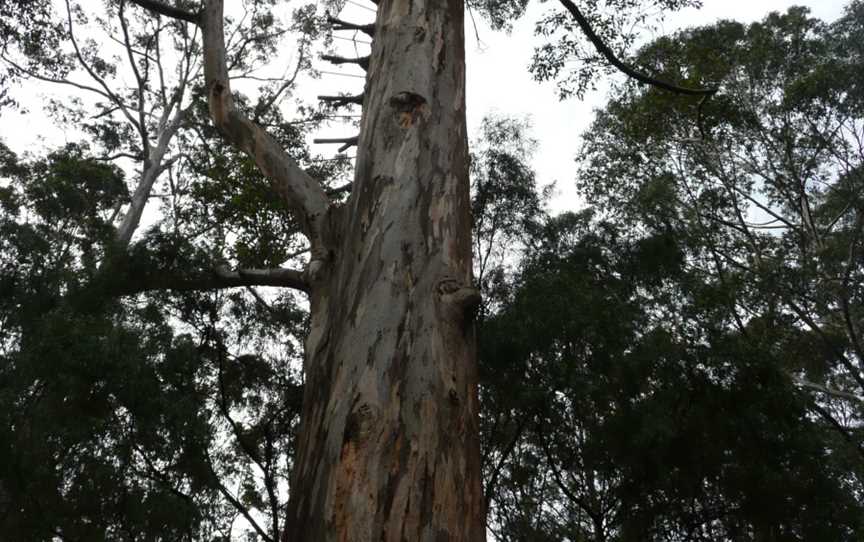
top-left (2, 0), bottom-right (852, 215)
top-left (461, 0), bottom-right (850, 212)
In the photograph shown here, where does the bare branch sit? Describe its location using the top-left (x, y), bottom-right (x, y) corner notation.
top-left (204, 448), bottom-right (274, 542)
top-left (318, 93), bottom-right (364, 108)
top-left (115, 266), bottom-right (310, 296)
top-left (1, 54), bottom-right (114, 103)
top-left (314, 135), bottom-right (359, 153)
top-left (215, 350), bottom-right (282, 539)
top-left (118, 0), bottom-right (152, 160)
top-left (64, 0), bottom-right (142, 133)
top-left (538, 424), bottom-right (605, 538)
top-left (127, 0), bottom-right (201, 25)
top-left (94, 152), bottom-right (143, 162)
top-left (484, 416), bottom-right (527, 502)
top-left (327, 15), bottom-right (375, 37)
top-left (557, 0), bottom-right (717, 97)
top-left (792, 375), bottom-right (864, 406)
top-left (321, 54), bottom-right (369, 71)
top-left (255, 39), bottom-right (309, 120)
top-left (785, 298), bottom-right (864, 394)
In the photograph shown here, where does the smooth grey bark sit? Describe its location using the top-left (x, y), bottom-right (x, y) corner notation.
top-left (285, 0), bottom-right (485, 537)
top-left (115, 103), bottom-right (187, 247)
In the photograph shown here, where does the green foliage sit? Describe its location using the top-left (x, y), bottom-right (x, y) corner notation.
top-left (0, 0), bottom-right (66, 108)
top-left (0, 0), bottom-right (321, 530)
top-left (0, 188), bottom-right (305, 542)
top-left (471, 114), bottom-right (548, 311)
top-left (481, 5), bottom-right (864, 540)
top-left (530, 0), bottom-right (704, 98)
top-left (4, 0), bottom-right (864, 540)
top-left (481, 213), bottom-right (864, 541)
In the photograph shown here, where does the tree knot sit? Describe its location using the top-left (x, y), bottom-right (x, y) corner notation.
top-left (437, 278), bottom-right (481, 321)
top-left (389, 91), bottom-right (429, 128)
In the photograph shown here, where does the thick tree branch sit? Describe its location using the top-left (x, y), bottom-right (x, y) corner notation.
top-left (558, 0), bottom-right (717, 96)
top-left (314, 135), bottom-right (359, 153)
top-left (199, 0), bottom-right (331, 257)
top-left (318, 93), bottom-right (364, 108)
top-left (127, 0), bottom-right (201, 25)
top-left (116, 105), bottom-right (188, 247)
top-left (115, 266), bottom-right (310, 296)
top-left (327, 15), bottom-right (375, 37)
top-left (792, 375), bottom-right (864, 406)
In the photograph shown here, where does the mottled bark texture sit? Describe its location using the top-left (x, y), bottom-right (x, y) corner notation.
top-left (285, 0), bottom-right (485, 538)
top-left (131, 0), bottom-right (485, 537)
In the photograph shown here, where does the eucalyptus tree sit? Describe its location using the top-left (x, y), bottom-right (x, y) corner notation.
top-left (1, 0), bottom-right (715, 538)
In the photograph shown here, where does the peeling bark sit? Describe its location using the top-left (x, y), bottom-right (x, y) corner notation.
top-left (129, 0), bottom-right (485, 538)
top-left (285, 0), bottom-right (485, 538)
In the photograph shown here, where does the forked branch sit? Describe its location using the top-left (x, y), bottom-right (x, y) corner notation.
top-left (115, 266), bottom-right (310, 296)
top-left (132, 0), bottom-right (332, 258)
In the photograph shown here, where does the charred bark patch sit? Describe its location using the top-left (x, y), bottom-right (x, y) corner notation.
top-left (343, 402), bottom-right (376, 444)
top-left (389, 92), bottom-right (428, 128)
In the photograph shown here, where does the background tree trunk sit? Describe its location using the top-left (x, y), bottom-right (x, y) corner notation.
top-left (284, 0), bottom-right (486, 539)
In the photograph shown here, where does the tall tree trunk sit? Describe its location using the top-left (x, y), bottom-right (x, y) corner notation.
top-left (284, 0), bottom-right (486, 538)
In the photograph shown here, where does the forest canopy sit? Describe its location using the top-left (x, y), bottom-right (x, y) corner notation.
top-left (1, 0), bottom-right (864, 540)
